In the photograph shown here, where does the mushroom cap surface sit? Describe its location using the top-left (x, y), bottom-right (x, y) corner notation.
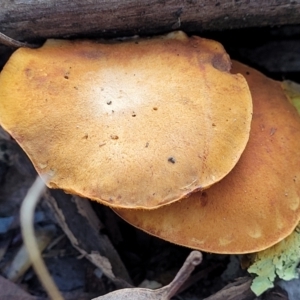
top-left (0, 32), bottom-right (252, 209)
top-left (115, 61), bottom-right (300, 253)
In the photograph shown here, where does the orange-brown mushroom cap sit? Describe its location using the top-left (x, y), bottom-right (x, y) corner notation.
top-left (115, 61), bottom-right (300, 253)
top-left (0, 32), bottom-right (252, 209)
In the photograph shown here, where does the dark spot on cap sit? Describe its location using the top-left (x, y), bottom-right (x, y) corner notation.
top-left (168, 157), bottom-right (176, 164)
top-left (107, 101), bottom-right (112, 105)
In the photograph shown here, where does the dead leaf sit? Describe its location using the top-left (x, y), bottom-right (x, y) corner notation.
top-left (92, 251), bottom-right (202, 300)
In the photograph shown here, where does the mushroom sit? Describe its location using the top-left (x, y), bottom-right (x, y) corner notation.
top-left (0, 32), bottom-right (252, 209)
top-left (114, 61), bottom-right (300, 254)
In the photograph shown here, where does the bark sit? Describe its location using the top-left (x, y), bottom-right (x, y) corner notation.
top-left (1, 0), bottom-right (300, 42)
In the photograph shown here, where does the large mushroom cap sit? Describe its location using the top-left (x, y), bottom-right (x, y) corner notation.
top-left (0, 32), bottom-right (252, 209)
top-left (115, 61), bottom-right (300, 253)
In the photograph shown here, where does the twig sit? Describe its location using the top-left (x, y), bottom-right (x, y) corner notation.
top-left (164, 251), bottom-right (202, 299)
top-left (0, 32), bottom-right (40, 48)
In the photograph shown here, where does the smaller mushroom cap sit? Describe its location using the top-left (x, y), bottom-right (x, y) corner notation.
top-left (0, 32), bottom-right (252, 209)
top-left (115, 61), bottom-right (300, 254)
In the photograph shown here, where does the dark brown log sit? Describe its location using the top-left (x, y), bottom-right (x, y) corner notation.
top-left (1, 0), bottom-right (300, 42)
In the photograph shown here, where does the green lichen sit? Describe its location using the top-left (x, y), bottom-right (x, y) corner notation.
top-left (248, 225), bottom-right (300, 296)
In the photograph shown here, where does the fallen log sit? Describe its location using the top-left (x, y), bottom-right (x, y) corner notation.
top-left (1, 0), bottom-right (300, 42)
